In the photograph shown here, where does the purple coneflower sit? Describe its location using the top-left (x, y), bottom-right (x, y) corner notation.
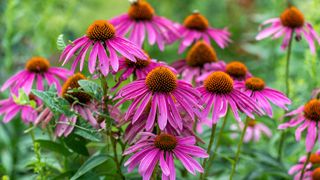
top-left (123, 133), bottom-right (208, 180)
top-left (112, 52), bottom-right (172, 90)
top-left (177, 11), bottom-right (231, 53)
top-left (171, 41), bottom-right (225, 85)
top-left (110, 0), bottom-right (179, 50)
top-left (288, 151), bottom-right (320, 180)
top-left (198, 71), bottom-right (263, 124)
top-left (115, 66), bottom-right (201, 131)
top-left (1, 57), bottom-right (71, 94)
top-left (235, 77), bottom-right (291, 117)
top-left (278, 99), bottom-right (320, 152)
top-left (0, 94), bottom-right (38, 124)
top-left (60, 20), bottom-right (147, 76)
top-left (231, 119), bottom-right (272, 143)
top-left (35, 73), bottom-right (100, 137)
top-left (256, 6), bottom-right (320, 54)
top-left (196, 61), bottom-right (252, 83)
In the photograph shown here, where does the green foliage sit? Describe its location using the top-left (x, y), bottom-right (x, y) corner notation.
top-left (56, 34), bottom-right (66, 51)
top-left (78, 80), bottom-right (103, 101)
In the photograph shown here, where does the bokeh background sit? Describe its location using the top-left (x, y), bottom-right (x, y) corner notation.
top-left (0, 0), bottom-right (320, 179)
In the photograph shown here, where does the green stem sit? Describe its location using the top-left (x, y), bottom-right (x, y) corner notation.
top-left (201, 110), bottom-right (229, 179)
top-left (278, 32), bottom-right (294, 161)
top-left (229, 117), bottom-right (249, 180)
top-left (111, 137), bottom-right (125, 180)
top-left (200, 124), bottom-right (217, 180)
top-left (300, 152), bottom-right (311, 180)
top-left (29, 128), bottom-right (46, 179)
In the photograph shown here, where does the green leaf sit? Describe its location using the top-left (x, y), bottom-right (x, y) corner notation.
top-left (64, 134), bottom-right (89, 156)
top-left (12, 89), bottom-right (36, 108)
top-left (36, 140), bottom-right (71, 156)
top-left (73, 120), bottom-right (102, 142)
top-left (32, 86), bottom-right (74, 117)
top-left (70, 154), bottom-right (109, 180)
top-left (78, 80), bottom-right (103, 100)
top-left (57, 34), bottom-right (66, 51)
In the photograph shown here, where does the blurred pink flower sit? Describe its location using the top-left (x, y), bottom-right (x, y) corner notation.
top-left (110, 0), bottom-right (179, 50)
top-left (60, 20), bottom-right (147, 76)
top-left (230, 120), bottom-right (272, 143)
top-left (256, 6), bottom-right (320, 54)
top-left (123, 133), bottom-right (208, 180)
top-left (278, 99), bottom-right (320, 152)
top-left (1, 57), bottom-right (71, 94)
top-left (176, 12), bottom-right (231, 53)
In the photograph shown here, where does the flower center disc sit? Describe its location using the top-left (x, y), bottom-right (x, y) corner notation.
top-left (128, 1), bottom-right (154, 21)
top-left (304, 99), bottom-right (320, 122)
top-left (25, 57), bottom-right (50, 73)
top-left (312, 168), bottom-right (320, 180)
top-left (204, 71), bottom-right (234, 94)
top-left (61, 73), bottom-right (92, 104)
top-left (310, 154), bottom-right (320, 164)
top-left (145, 67), bottom-right (177, 93)
top-left (183, 12), bottom-right (209, 31)
top-left (186, 41), bottom-right (217, 67)
top-left (125, 58), bottom-right (150, 69)
top-left (280, 7), bottom-right (304, 28)
top-left (86, 20), bottom-right (115, 41)
top-left (245, 77), bottom-right (265, 91)
top-left (154, 134), bottom-right (177, 151)
top-left (247, 119), bottom-right (257, 127)
top-left (225, 61), bottom-right (248, 80)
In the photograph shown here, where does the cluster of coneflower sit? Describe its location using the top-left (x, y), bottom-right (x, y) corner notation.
top-left (0, 0), bottom-right (319, 179)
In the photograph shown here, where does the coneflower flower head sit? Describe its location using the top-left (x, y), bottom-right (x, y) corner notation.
top-left (279, 99), bottom-right (320, 152)
top-left (198, 71), bottom-right (264, 124)
top-left (177, 11), bottom-right (231, 53)
top-left (110, 0), bottom-right (179, 50)
top-left (123, 133), bottom-right (208, 180)
top-left (256, 6), bottom-right (320, 54)
top-left (115, 66), bottom-right (201, 131)
top-left (60, 20), bottom-right (147, 76)
top-left (1, 56), bottom-right (71, 94)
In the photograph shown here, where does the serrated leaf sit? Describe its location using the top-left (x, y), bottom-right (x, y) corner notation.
top-left (70, 154), bottom-right (109, 180)
top-left (57, 34), bottom-right (66, 51)
top-left (35, 140), bottom-right (71, 156)
top-left (32, 85), bottom-right (74, 117)
top-left (73, 120), bottom-right (102, 142)
top-left (78, 80), bottom-right (103, 100)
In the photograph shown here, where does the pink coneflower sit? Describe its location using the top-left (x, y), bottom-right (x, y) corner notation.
top-left (35, 73), bottom-right (100, 137)
top-left (112, 52), bottom-right (172, 90)
top-left (256, 6), bottom-right (320, 54)
top-left (288, 151), bottom-right (320, 180)
top-left (60, 20), bottom-right (147, 76)
top-left (115, 66), bottom-right (201, 131)
top-left (198, 71), bottom-right (264, 124)
top-left (171, 41), bottom-right (225, 85)
top-left (235, 77), bottom-right (291, 117)
top-left (110, 0), bottom-right (179, 50)
top-left (0, 94), bottom-right (38, 124)
top-left (1, 57), bottom-right (71, 94)
top-left (177, 11), bottom-right (231, 53)
top-left (123, 133), bottom-right (208, 179)
top-left (278, 99), bottom-right (320, 152)
top-left (231, 119), bottom-right (272, 143)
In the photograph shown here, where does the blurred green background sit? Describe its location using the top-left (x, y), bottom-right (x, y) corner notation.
top-left (0, 0), bottom-right (320, 179)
